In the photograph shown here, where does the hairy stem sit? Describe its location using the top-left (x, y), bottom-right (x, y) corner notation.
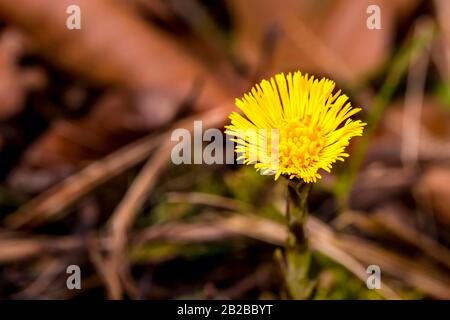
top-left (276, 179), bottom-right (314, 299)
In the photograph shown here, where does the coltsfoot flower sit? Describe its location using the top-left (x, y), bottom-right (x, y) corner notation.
top-left (225, 71), bottom-right (366, 183)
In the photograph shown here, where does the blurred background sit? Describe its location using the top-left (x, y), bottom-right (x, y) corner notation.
top-left (0, 0), bottom-right (449, 300)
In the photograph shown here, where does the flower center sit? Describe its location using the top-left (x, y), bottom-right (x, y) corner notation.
top-left (277, 117), bottom-right (325, 170)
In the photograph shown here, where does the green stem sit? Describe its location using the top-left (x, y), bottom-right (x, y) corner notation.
top-left (276, 179), bottom-right (315, 299)
top-left (286, 180), bottom-right (311, 250)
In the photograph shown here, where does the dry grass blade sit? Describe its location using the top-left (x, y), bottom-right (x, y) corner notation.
top-left (219, 263), bottom-right (273, 299)
top-left (88, 236), bottom-right (124, 300)
top-left (341, 209), bottom-right (450, 270)
top-left (157, 192), bottom-right (400, 299)
top-left (306, 217), bottom-right (401, 300)
top-left (0, 237), bottom-right (47, 263)
top-left (335, 234), bottom-right (450, 299)
top-left (166, 192), bottom-right (251, 212)
top-left (233, 212), bottom-right (450, 300)
top-left (213, 214), bottom-right (400, 299)
top-left (156, 191), bottom-right (450, 299)
top-left (133, 221), bottom-right (235, 244)
top-left (221, 213), bottom-right (450, 299)
top-left (12, 258), bottom-right (65, 298)
top-left (104, 103), bottom-right (233, 299)
top-left (105, 141), bottom-right (172, 299)
top-left (0, 232), bottom-right (81, 263)
top-left (160, 191), bottom-right (401, 298)
top-left (5, 103), bottom-right (233, 229)
top-left (5, 133), bottom-right (161, 228)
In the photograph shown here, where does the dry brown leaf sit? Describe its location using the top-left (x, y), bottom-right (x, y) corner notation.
top-left (228, 0), bottom-right (418, 83)
top-left (0, 0), bottom-right (236, 190)
top-left (0, 28), bottom-right (47, 120)
top-left (0, 0), bottom-right (232, 112)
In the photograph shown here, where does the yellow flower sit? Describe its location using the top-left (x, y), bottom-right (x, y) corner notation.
top-left (225, 71), bottom-right (366, 183)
